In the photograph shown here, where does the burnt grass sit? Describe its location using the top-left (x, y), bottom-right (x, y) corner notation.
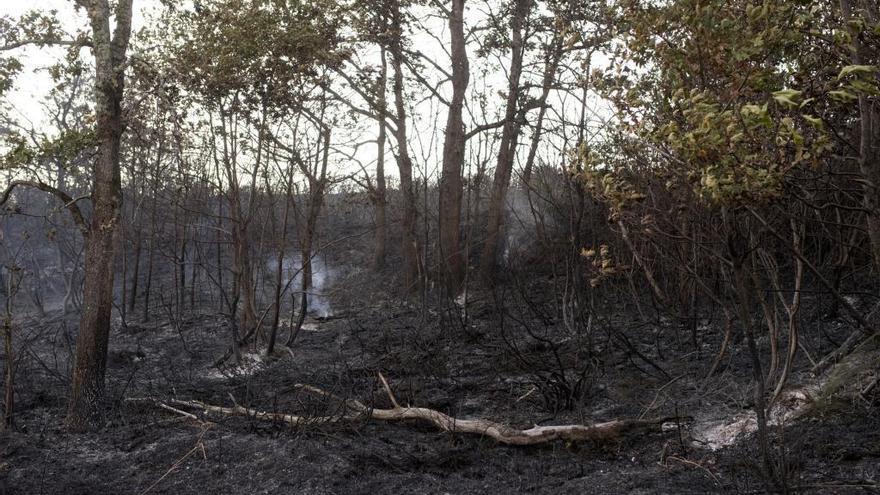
top-left (1, 234), bottom-right (879, 493)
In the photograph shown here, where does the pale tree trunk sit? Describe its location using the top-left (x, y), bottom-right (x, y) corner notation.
top-left (239, 110), bottom-right (266, 336)
top-left (66, 0), bottom-right (133, 431)
top-left (232, 218), bottom-right (257, 334)
top-left (480, 0), bottom-right (528, 279)
top-left (438, 0), bottom-right (469, 293)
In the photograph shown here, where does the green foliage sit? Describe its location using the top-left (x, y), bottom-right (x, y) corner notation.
top-left (165, 0), bottom-right (349, 112)
top-left (586, 0), bottom-right (865, 208)
top-left (1, 128), bottom-right (97, 173)
top-left (581, 244), bottom-right (629, 288)
top-left (0, 10), bottom-right (66, 49)
top-left (576, 144), bottom-right (646, 217)
top-left (0, 9), bottom-right (93, 96)
top-left (0, 57), bottom-right (22, 95)
top-left (838, 64), bottom-right (878, 79)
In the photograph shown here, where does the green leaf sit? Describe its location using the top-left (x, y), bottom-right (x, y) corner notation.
top-left (848, 80), bottom-right (879, 95)
top-left (802, 114), bottom-right (824, 128)
top-left (837, 65), bottom-right (878, 79)
top-left (772, 88), bottom-right (802, 108)
top-left (828, 90), bottom-right (858, 102)
top-left (799, 97), bottom-right (815, 109)
top-left (741, 103), bottom-right (771, 128)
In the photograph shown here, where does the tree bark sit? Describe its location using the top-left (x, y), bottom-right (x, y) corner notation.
top-left (287, 125), bottom-right (331, 346)
top-left (480, 0), bottom-right (528, 279)
top-left (389, 2), bottom-right (421, 292)
top-left (267, 169), bottom-right (293, 356)
top-left (2, 270), bottom-right (18, 431)
top-left (839, 0), bottom-right (880, 272)
top-left (141, 141), bottom-right (162, 323)
top-left (725, 213), bottom-right (777, 489)
top-left (127, 225), bottom-right (142, 312)
top-left (66, 0), bottom-right (133, 431)
top-left (438, 0), bottom-right (469, 293)
top-left (373, 46), bottom-right (389, 271)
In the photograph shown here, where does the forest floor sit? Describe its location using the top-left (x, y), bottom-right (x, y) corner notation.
top-left (1, 261), bottom-right (879, 494)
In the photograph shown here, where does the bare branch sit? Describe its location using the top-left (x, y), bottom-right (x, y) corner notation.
top-left (0, 180), bottom-right (90, 237)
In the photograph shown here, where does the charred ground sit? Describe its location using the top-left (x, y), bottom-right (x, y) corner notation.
top-left (1, 221), bottom-right (877, 494)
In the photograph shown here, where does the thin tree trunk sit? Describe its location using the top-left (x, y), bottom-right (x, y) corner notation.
top-left (481, 0), bottom-right (528, 279)
top-left (288, 126), bottom-right (331, 345)
top-left (521, 31), bottom-right (562, 190)
top-left (438, 0), bottom-right (469, 293)
top-left (267, 172), bottom-right (293, 356)
top-left (618, 220), bottom-right (669, 306)
top-left (142, 171), bottom-right (159, 323)
top-left (389, 4), bottom-right (420, 292)
top-left (725, 212), bottom-right (777, 489)
top-left (371, 52), bottom-right (388, 271)
top-left (839, 0), bottom-right (880, 271)
top-left (2, 280), bottom-right (15, 430)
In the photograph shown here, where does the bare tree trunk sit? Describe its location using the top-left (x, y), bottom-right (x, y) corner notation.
top-left (617, 220), bottom-right (669, 306)
top-left (215, 105), bottom-right (261, 338)
top-left (389, 4), bottom-right (420, 292)
top-left (438, 0), bottom-right (469, 293)
top-left (302, 128), bottom-right (331, 311)
top-left (267, 171), bottom-right (293, 356)
top-left (66, 0), bottom-right (133, 431)
top-left (2, 314), bottom-right (12, 430)
top-left (840, 0), bottom-right (880, 271)
top-left (521, 33), bottom-right (562, 190)
top-left (288, 126), bottom-right (331, 346)
top-left (725, 213), bottom-right (777, 490)
top-left (178, 237), bottom-right (187, 319)
top-left (127, 226), bottom-right (141, 312)
top-left (142, 167), bottom-right (159, 323)
top-left (2, 267), bottom-right (20, 431)
top-left (232, 220), bottom-right (257, 335)
top-left (520, 31), bottom-right (563, 246)
top-left (373, 46), bottom-right (389, 271)
top-left (480, 0), bottom-right (528, 279)
top-left (216, 197), bottom-right (225, 313)
top-left (190, 233), bottom-right (199, 310)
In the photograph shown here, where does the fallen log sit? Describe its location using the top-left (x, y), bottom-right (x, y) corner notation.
top-left (140, 374), bottom-right (683, 446)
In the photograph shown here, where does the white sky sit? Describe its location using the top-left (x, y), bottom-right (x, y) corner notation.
top-left (2, 0), bottom-right (153, 126)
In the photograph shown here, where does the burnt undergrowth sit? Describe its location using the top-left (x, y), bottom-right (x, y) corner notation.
top-left (0, 224), bottom-right (878, 494)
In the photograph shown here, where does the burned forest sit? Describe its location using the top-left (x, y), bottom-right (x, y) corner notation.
top-left (0, 0), bottom-right (879, 493)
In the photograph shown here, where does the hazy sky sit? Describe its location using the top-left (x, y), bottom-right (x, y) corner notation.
top-left (2, 1), bottom-right (153, 126)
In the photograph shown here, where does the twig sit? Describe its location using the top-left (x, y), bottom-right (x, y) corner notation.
top-left (139, 424), bottom-right (212, 495)
top-left (377, 372), bottom-right (401, 408)
top-left (639, 374), bottom-right (685, 420)
top-left (664, 455), bottom-right (721, 486)
top-left (158, 403), bottom-right (198, 421)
